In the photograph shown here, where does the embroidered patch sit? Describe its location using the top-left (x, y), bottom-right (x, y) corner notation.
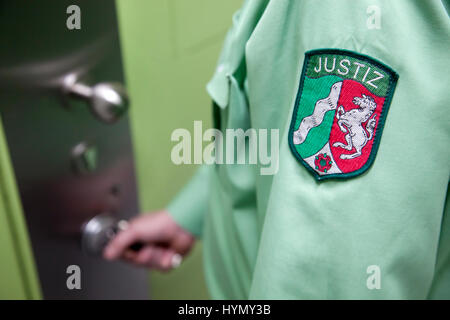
top-left (288, 49), bottom-right (398, 180)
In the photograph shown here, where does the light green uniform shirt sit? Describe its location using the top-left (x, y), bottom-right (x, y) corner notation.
top-left (168, 0), bottom-right (450, 299)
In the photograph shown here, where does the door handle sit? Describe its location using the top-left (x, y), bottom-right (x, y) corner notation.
top-left (62, 74), bottom-right (129, 123)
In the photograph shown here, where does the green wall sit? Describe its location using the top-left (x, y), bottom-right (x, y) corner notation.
top-left (0, 115), bottom-right (41, 300)
top-left (116, 0), bottom-right (242, 299)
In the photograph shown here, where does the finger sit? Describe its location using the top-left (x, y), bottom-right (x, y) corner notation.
top-left (152, 249), bottom-right (182, 272)
top-left (123, 244), bottom-right (183, 271)
top-left (128, 212), bottom-right (182, 245)
top-left (144, 247), bottom-right (165, 270)
top-left (103, 228), bottom-right (142, 260)
top-left (170, 232), bottom-right (195, 255)
top-left (136, 247), bottom-right (170, 271)
top-left (123, 246), bottom-right (163, 269)
top-left (158, 249), bottom-right (174, 272)
top-left (133, 246), bottom-right (155, 266)
top-left (122, 249), bottom-right (138, 262)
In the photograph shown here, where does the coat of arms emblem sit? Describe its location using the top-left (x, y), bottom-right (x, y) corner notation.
top-left (289, 49), bottom-right (398, 180)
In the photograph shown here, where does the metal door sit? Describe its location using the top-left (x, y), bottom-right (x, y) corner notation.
top-left (0, 0), bottom-right (148, 299)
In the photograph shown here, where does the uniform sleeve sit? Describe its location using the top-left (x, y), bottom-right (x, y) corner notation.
top-left (167, 0), bottom-right (260, 238)
top-left (206, 0), bottom-right (267, 108)
top-left (245, 0), bottom-right (450, 299)
top-left (166, 165), bottom-right (211, 238)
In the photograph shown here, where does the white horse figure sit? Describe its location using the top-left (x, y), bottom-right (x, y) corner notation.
top-left (332, 94), bottom-right (377, 159)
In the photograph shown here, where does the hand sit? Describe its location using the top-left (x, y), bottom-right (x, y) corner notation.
top-left (103, 210), bottom-right (195, 272)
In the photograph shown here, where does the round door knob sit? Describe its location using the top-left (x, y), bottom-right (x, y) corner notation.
top-left (81, 215), bottom-right (117, 256)
top-left (81, 215), bottom-right (143, 256)
top-left (62, 74), bottom-right (129, 123)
